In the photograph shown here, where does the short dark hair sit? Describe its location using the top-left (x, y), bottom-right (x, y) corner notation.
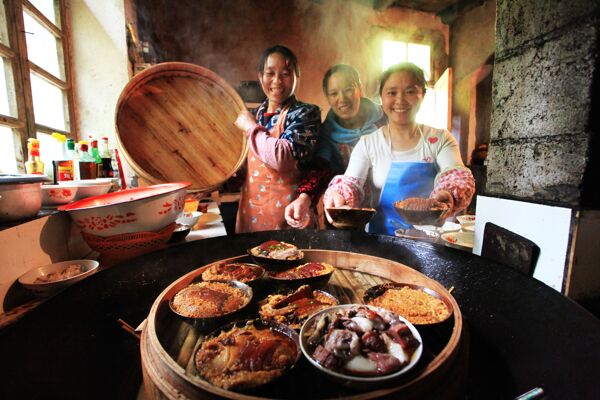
top-left (379, 62), bottom-right (427, 95)
top-left (257, 45), bottom-right (300, 77)
top-left (322, 64), bottom-right (361, 94)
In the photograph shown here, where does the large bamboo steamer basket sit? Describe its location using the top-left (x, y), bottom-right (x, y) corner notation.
top-left (141, 249), bottom-right (467, 399)
top-left (115, 62), bottom-right (247, 192)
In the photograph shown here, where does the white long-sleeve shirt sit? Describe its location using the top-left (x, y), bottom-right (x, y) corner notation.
top-left (326, 124), bottom-right (475, 210)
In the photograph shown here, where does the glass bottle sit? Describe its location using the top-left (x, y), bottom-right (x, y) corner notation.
top-left (90, 139), bottom-right (103, 178)
top-left (25, 138), bottom-right (45, 175)
top-left (66, 139), bottom-right (77, 160)
top-left (51, 132), bottom-right (74, 182)
top-left (99, 137), bottom-right (114, 178)
top-left (78, 142), bottom-right (97, 180)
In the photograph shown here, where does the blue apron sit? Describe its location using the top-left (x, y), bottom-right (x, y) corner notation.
top-left (368, 162), bottom-right (438, 235)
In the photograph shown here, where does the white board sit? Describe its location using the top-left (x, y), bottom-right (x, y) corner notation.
top-left (473, 195), bottom-right (572, 292)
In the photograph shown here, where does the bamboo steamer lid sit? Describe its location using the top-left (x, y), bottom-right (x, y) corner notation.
top-left (115, 62), bottom-right (247, 192)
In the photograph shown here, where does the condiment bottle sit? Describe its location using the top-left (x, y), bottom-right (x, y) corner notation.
top-left (90, 139), bottom-right (103, 177)
top-left (51, 132), bottom-right (74, 183)
top-left (66, 139), bottom-right (77, 160)
top-left (99, 137), bottom-right (114, 178)
top-left (77, 142), bottom-right (97, 180)
top-left (25, 138), bottom-right (45, 175)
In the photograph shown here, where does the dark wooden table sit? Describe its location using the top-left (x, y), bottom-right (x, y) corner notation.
top-left (0, 229), bottom-right (598, 399)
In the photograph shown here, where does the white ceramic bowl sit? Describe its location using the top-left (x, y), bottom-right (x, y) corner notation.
top-left (58, 178), bottom-right (114, 186)
top-left (456, 215), bottom-right (476, 226)
top-left (299, 304), bottom-right (423, 389)
top-left (58, 182), bottom-right (191, 237)
top-left (441, 231), bottom-right (474, 249)
top-left (72, 182), bottom-right (112, 200)
top-left (18, 259), bottom-right (99, 297)
top-left (41, 184), bottom-right (78, 206)
top-left (176, 211), bottom-right (201, 227)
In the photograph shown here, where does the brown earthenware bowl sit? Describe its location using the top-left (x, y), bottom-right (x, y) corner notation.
top-left (393, 200), bottom-right (448, 227)
top-left (325, 207), bottom-right (377, 230)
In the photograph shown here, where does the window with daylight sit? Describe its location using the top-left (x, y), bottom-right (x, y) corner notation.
top-left (382, 40), bottom-right (449, 130)
top-left (0, 0), bottom-right (75, 174)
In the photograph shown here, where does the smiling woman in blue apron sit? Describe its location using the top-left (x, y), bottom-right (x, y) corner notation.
top-left (323, 63), bottom-right (475, 235)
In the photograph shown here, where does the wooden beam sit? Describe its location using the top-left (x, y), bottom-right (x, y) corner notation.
top-left (60, 0), bottom-right (77, 139)
top-left (22, 0), bottom-right (62, 39)
top-left (6, 0), bottom-right (36, 163)
top-left (0, 114), bottom-right (25, 129)
top-left (29, 61), bottom-right (68, 90)
top-left (34, 123), bottom-right (69, 136)
top-left (0, 42), bottom-right (15, 58)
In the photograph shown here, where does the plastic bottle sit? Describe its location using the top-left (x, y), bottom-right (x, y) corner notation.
top-left (78, 142), bottom-right (97, 180)
top-left (89, 139), bottom-right (103, 178)
top-left (25, 138), bottom-right (45, 175)
top-left (66, 139), bottom-right (77, 160)
top-left (99, 137), bottom-right (114, 178)
top-left (51, 132), bottom-right (74, 183)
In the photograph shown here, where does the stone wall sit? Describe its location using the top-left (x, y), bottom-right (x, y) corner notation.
top-left (487, 0), bottom-right (599, 206)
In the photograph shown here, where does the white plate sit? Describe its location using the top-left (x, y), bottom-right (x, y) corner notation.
top-left (441, 232), bottom-right (474, 249)
top-left (196, 212), bottom-right (221, 226)
top-left (18, 259), bottom-right (99, 297)
top-left (414, 221), bottom-right (461, 234)
top-left (456, 215), bottom-right (476, 225)
top-left (462, 224), bottom-right (475, 232)
top-left (58, 178), bottom-right (115, 186)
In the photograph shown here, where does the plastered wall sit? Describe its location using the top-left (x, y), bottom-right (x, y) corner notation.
top-left (133, 0), bottom-right (449, 115)
top-left (448, 0), bottom-right (496, 162)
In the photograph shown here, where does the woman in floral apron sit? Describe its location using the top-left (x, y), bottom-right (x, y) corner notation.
top-left (323, 63), bottom-right (475, 236)
top-left (234, 45), bottom-right (321, 233)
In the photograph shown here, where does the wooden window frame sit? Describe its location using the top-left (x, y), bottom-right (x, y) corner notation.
top-left (1, 0), bottom-right (76, 172)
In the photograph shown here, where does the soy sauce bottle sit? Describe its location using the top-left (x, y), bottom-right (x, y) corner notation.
top-left (99, 137), bottom-right (114, 178)
top-left (77, 142), bottom-right (97, 180)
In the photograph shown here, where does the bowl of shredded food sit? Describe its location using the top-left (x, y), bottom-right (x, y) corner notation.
top-left (18, 259), bottom-right (100, 297)
top-left (363, 283), bottom-right (453, 325)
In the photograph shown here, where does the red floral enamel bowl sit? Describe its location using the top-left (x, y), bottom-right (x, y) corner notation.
top-left (58, 182), bottom-right (190, 237)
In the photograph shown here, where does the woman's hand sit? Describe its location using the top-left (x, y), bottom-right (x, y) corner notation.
top-left (235, 110), bottom-right (257, 133)
top-left (323, 191), bottom-right (347, 224)
top-left (432, 190), bottom-right (455, 218)
top-left (285, 193), bottom-right (312, 229)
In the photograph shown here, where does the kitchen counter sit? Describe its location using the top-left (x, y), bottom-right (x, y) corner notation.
top-left (184, 201), bottom-right (227, 241)
top-left (0, 230), bottom-right (598, 399)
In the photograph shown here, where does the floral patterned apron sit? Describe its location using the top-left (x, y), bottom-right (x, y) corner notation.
top-left (236, 106), bottom-right (299, 233)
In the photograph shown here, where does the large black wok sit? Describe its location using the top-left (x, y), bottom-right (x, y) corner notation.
top-left (0, 229), bottom-right (598, 399)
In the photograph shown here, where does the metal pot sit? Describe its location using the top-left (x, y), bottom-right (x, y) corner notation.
top-left (0, 182), bottom-right (42, 222)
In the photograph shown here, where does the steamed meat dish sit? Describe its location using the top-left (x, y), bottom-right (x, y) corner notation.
top-left (250, 240), bottom-right (303, 260)
top-left (270, 262), bottom-right (334, 280)
top-left (195, 321), bottom-right (298, 390)
top-left (304, 305), bottom-right (420, 377)
top-left (171, 281), bottom-right (249, 318)
top-left (259, 285), bottom-right (339, 329)
top-left (201, 263), bottom-right (264, 283)
top-left (396, 197), bottom-right (448, 211)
